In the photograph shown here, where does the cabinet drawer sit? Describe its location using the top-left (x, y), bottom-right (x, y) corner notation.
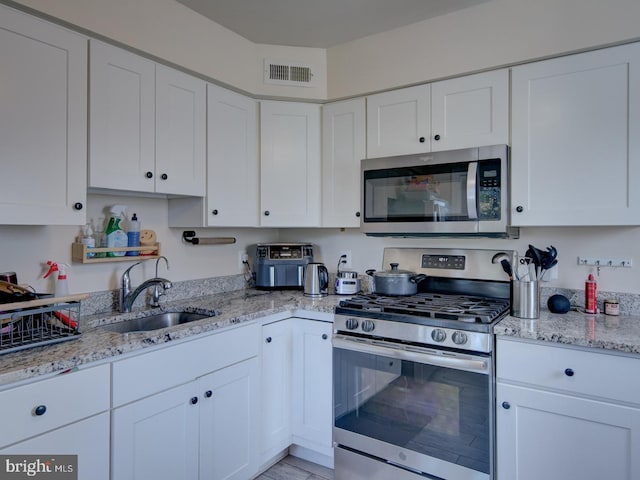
top-left (112, 323), bottom-right (260, 407)
top-left (0, 364), bottom-right (110, 448)
top-left (497, 338), bottom-right (640, 404)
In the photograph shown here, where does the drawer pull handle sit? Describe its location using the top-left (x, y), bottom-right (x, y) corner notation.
top-left (564, 368), bottom-right (575, 377)
top-left (266, 337), bottom-right (272, 343)
top-left (322, 334), bottom-right (328, 340)
top-left (204, 390), bottom-right (213, 398)
top-left (34, 405), bottom-right (47, 416)
top-left (501, 401), bottom-right (511, 410)
top-left (190, 396), bottom-right (198, 405)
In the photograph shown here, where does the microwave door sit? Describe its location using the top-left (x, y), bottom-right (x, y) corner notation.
top-left (467, 162), bottom-right (478, 220)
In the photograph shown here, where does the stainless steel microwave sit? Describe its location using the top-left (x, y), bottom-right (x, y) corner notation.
top-left (361, 144), bottom-right (516, 237)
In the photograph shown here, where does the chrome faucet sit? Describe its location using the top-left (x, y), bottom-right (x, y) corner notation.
top-left (121, 261), bottom-right (172, 313)
top-left (150, 256), bottom-right (169, 307)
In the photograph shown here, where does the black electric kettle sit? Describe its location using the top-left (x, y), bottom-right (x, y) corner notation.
top-left (304, 263), bottom-right (328, 297)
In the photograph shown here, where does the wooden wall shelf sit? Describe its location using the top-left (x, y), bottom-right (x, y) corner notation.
top-left (72, 243), bottom-right (161, 263)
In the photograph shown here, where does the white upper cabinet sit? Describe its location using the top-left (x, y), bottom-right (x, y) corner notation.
top-left (89, 40), bottom-right (205, 196)
top-left (206, 84), bottom-right (259, 226)
top-left (366, 85), bottom-right (431, 158)
top-left (321, 98), bottom-right (366, 228)
top-left (0, 5), bottom-right (87, 225)
top-left (260, 101), bottom-right (321, 227)
top-left (155, 65), bottom-right (206, 196)
top-left (431, 69), bottom-right (509, 151)
top-left (511, 42), bottom-right (640, 226)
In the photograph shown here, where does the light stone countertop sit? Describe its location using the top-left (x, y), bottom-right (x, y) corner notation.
top-left (0, 289), bottom-right (342, 388)
top-left (494, 309), bottom-right (640, 355)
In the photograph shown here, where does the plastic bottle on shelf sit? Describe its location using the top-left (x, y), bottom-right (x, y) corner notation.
top-left (92, 217), bottom-right (106, 258)
top-left (126, 213), bottom-right (140, 256)
top-left (106, 205), bottom-right (128, 257)
top-left (79, 223), bottom-right (95, 258)
top-left (585, 273), bottom-right (597, 313)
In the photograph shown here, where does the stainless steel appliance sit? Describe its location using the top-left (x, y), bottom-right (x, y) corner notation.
top-left (333, 247), bottom-right (513, 480)
top-left (252, 243), bottom-right (313, 289)
top-left (361, 144), bottom-right (517, 238)
top-left (303, 262), bottom-right (329, 297)
top-left (335, 272), bottom-right (360, 295)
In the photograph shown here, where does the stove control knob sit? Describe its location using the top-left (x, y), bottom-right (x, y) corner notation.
top-left (431, 329), bottom-right (446, 342)
top-left (345, 318), bottom-right (359, 330)
top-left (452, 331), bottom-right (468, 345)
top-left (361, 320), bottom-right (375, 333)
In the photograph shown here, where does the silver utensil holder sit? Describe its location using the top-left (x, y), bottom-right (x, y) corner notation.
top-left (511, 280), bottom-right (540, 319)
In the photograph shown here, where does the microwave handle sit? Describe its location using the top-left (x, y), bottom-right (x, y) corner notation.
top-left (467, 162), bottom-right (478, 220)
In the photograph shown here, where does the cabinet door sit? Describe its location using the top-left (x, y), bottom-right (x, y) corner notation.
top-left (497, 383), bottom-right (640, 480)
top-left (366, 84), bottom-right (430, 158)
top-left (155, 65), bottom-right (206, 196)
top-left (89, 40), bottom-right (156, 193)
top-left (511, 42), bottom-right (640, 226)
top-left (431, 69), bottom-right (509, 151)
top-left (260, 101), bottom-right (321, 227)
top-left (291, 319), bottom-right (333, 455)
top-left (322, 98), bottom-right (366, 228)
top-left (0, 5), bottom-right (87, 225)
top-left (199, 358), bottom-right (259, 480)
top-left (1, 413), bottom-right (110, 480)
top-left (111, 382), bottom-right (200, 480)
top-left (260, 319), bottom-right (294, 463)
top-left (207, 84), bottom-right (259, 226)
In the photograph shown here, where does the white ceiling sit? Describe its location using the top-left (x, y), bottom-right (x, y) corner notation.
top-left (176, 0), bottom-right (490, 48)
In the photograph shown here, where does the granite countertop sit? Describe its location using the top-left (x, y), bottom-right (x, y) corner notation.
top-left (0, 289), bottom-right (342, 388)
top-left (494, 309), bottom-right (640, 355)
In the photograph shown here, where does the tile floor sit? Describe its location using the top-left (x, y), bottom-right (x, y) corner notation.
top-left (256, 455), bottom-right (334, 480)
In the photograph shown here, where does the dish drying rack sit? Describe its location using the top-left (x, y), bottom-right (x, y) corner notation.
top-left (0, 294), bottom-right (87, 355)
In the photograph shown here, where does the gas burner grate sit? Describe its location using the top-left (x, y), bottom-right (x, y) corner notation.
top-left (339, 292), bottom-right (509, 324)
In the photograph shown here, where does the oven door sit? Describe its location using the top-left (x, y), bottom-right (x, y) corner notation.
top-left (333, 335), bottom-right (494, 480)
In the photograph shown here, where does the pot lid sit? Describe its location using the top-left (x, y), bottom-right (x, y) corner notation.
top-left (375, 263), bottom-right (419, 277)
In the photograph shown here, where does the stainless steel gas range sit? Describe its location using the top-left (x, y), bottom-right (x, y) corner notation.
top-left (333, 247), bottom-right (513, 480)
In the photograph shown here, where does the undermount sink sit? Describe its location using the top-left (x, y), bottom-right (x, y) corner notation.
top-left (102, 311), bottom-right (212, 334)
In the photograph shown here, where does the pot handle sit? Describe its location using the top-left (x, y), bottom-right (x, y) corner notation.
top-left (365, 269), bottom-right (376, 277)
top-left (411, 274), bottom-right (427, 284)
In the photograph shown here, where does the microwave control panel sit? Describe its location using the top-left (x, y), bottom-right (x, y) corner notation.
top-left (477, 159), bottom-right (501, 220)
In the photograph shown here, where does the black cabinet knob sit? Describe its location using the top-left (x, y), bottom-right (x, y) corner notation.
top-left (264, 210), bottom-right (270, 216)
top-left (419, 137), bottom-right (426, 143)
top-left (266, 337), bottom-right (272, 343)
top-left (502, 401), bottom-right (511, 410)
top-left (73, 202), bottom-right (83, 211)
top-left (355, 211), bottom-right (361, 217)
top-left (322, 334), bottom-right (328, 340)
top-left (204, 390), bottom-right (213, 398)
top-left (434, 134), bottom-right (441, 141)
top-left (161, 173), bottom-right (168, 180)
top-left (190, 396), bottom-right (198, 405)
top-left (212, 209), bottom-right (219, 215)
top-left (34, 405), bottom-right (47, 416)
top-left (516, 206), bottom-right (524, 213)
top-left (564, 368), bottom-right (575, 377)
top-left (146, 171), bottom-right (153, 179)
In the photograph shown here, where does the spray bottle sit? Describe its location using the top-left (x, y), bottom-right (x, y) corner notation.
top-left (106, 205), bottom-right (128, 257)
top-left (43, 261), bottom-right (70, 297)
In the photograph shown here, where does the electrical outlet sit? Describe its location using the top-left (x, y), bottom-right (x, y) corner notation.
top-left (238, 251), bottom-right (249, 270)
top-left (339, 250), bottom-right (352, 269)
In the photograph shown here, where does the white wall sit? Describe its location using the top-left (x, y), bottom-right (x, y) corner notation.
top-left (327, 0), bottom-right (640, 98)
top-left (0, 194), bottom-right (279, 294)
top-left (9, 0), bottom-right (327, 99)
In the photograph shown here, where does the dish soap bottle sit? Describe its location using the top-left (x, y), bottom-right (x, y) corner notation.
top-left (126, 213), bottom-right (140, 256)
top-left (585, 273), bottom-right (597, 314)
top-left (106, 205), bottom-right (128, 257)
top-left (79, 223), bottom-right (95, 258)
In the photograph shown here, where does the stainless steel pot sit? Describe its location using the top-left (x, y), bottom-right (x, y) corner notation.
top-left (366, 263), bottom-right (426, 296)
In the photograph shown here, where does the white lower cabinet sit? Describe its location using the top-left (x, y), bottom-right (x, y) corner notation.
top-left (260, 318), bottom-right (294, 464)
top-left (291, 319), bottom-right (333, 457)
top-left (496, 338), bottom-right (640, 480)
top-left (0, 364), bottom-right (110, 480)
top-left (110, 324), bottom-right (260, 480)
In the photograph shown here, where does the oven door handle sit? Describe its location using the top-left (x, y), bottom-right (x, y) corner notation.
top-left (466, 161), bottom-right (478, 220)
top-left (332, 336), bottom-right (489, 375)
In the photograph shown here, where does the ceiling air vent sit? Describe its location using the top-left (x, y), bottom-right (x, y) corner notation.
top-left (264, 59), bottom-right (315, 87)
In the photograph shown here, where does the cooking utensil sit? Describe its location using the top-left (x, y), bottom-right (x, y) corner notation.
top-left (0, 280), bottom-right (38, 304)
top-left (366, 263), bottom-right (426, 296)
top-left (491, 252), bottom-right (513, 280)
